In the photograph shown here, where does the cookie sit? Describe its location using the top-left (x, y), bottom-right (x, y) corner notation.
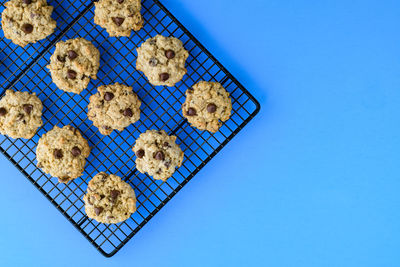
top-left (1, 0), bottom-right (56, 47)
top-left (136, 35), bottom-right (189, 87)
top-left (182, 81), bottom-right (232, 132)
top-left (94, 0), bottom-right (143, 37)
top-left (36, 125), bottom-right (91, 183)
top-left (47, 38), bottom-right (100, 94)
top-left (83, 172), bottom-right (136, 224)
top-left (132, 129), bottom-right (184, 181)
top-left (88, 83), bottom-right (141, 135)
top-left (0, 90), bottom-right (43, 139)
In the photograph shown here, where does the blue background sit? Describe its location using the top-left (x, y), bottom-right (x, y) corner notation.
top-left (0, 0), bottom-right (399, 266)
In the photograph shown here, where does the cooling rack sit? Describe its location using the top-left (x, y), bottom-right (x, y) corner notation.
top-left (0, 0), bottom-right (260, 257)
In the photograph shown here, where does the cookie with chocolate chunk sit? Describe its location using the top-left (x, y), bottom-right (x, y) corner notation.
top-left (47, 38), bottom-right (100, 94)
top-left (182, 81), bottom-right (232, 132)
top-left (83, 172), bottom-right (136, 224)
top-left (87, 83), bottom-right (141, 135)
top-left (132, 129), bottom-right (184, 181)
top-left (0, 90), bottom-right (43, 139)
top-left (94, 0), bottom-right (143, 37)
top-left (36, 125), bottom-right (90, 183)
top-left (136, 35), bottom-right (189, 87)
top-left (1, 0), bottom-right (56, 47)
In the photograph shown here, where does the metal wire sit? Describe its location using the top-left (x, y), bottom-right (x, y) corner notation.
top-left (0, 0), bottom-right (260, 257)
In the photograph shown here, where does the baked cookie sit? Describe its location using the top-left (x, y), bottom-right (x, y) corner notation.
top-left (88, 83), bottom-right (141, 135)
top-left (47, 38), bottom-right (100, 94)
top-left (0, 90), bottom-right (43, 139)
top-left (94, 0), bottom-right (143, 37)
top-left (132, 129), bottom-right (184, 181)
top-left (36, 125), bottom-right (91, 183)
top-left (136, 35), bottom-right (189, 87)
top-left (182, 81), bottom-right (232, 132)
top-left (83, 172), bottom-right (136, 224)
top-left (1, 0), bottom-right (56, 47)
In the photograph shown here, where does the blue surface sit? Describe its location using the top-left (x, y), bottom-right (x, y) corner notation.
top-left (0, 0), bottom-right (399, 266)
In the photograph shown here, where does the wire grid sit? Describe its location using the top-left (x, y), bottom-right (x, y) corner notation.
top-left (0, 0), bottom-right (260, 257)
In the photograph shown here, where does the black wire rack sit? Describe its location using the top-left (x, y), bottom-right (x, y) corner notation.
top-left (0, 0), bottom-right (260, 257)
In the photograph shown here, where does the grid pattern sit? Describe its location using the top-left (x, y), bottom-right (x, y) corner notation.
top-left (0, 0), bottom-right (260, 257)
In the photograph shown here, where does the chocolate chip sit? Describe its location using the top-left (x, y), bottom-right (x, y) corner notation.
top-left (23, 104), bottom-right (33, 115)
top-left (156, 169), bottom-right (161, 174)
top-left (53, 149), bottom-right (63, 159)
top-left (23, 0), bottom-right (32, 4)
top-left (149, 39), bottom-right (156, 45)
top-left (107, 216), bottom-right (115, 220)
top-left (163, 142), bottom-right (170, 148)
top-left (22, 23), bottom-right (33, 34)
top-left (207, 103), bottom-right (217, 113)
top-left (71, 146), bottom-right (81, 157)
top-left (149, 57), bottom-right (158, 67)
top-left (99, 172), bottom-right (108, 181)
top-left (37, 162), bottom-right (43, 168)
top-left (102, 126), bottom-right (111, 130)
top-left (100, 194), bottom-right (105, 200)
top-left (110, 190), bottom-right (120, 202)
top-left (67, 50), bottom-right (78, 60)
top-left (164, 160), bottom-right (171, 168)
top-left (67, 69), bottom-right (77, 79)
top-left (154, 151), bottom-right (165, 161)
top-left (104, 92), bottom-right (114, 101)
top-left (136, 149), bottom-right (144, 158)
top-left (57, 55), bottom-right (66, 62)
top-left (112, 17), bottom-right (125, 26)
top-left (116, 0), bottom-right (124, 3)
top-left (160, 72), bottom-right (169, 81)
top-left (123, 108), bottom-right (133, 117)
top-left (165, 49), bottom-right (175, 59)
top-left (186, 107), bottom-right (196, 116)
top-left (94, 206), bottom-right (103, 215)
top-left (0, 108), bottom-right (7, 116)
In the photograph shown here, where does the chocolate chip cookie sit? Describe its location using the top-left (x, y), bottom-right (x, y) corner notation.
top-left (94, 0), bottom-right (143, 37)
top-left (47, 38), bottom-right (100, 94)
top-left (87, 83), bottom-right (141, 135)
top-left (83, 172), bottom-right (136, 224)
top-left (182, 81), bottom-right (232, 133)
top-left (36, 125), bottom-right (91, 183)
top-left (1, 0), bottom-right (56, 47)
top-left (132, 129), bottom-right (184, 181)
top-left (0, 90), bottom-right (43, 139)
top-left (136, 35), bottom-right (189, 87)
